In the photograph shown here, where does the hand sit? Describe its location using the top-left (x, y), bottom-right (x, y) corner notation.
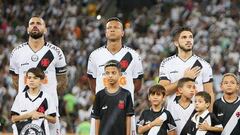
top-left (183, 67), bottom-right (201, 79)
top-left (31, 111), bottom-right (45, 120)
top-left (198, 121), bottom-right (210, 131)
top-left (151, 117), bottom-right (163, 127)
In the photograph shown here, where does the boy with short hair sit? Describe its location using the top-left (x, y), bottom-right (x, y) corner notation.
top-left (137, 85), bottom-right (177, 135)
top-left (91, 60), bottom-right (134, 135)
top-left (11, 67), bottom-right (56, 135)
top-left (213, 73), bottom-right (240, 135)
top-left (185, 91), bottom-right (223, 135)
top-left (167, 78), bottom-right (196, 135)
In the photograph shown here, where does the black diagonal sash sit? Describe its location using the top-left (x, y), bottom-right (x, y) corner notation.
top-left (23, 50), bottom-right (54, 92)
top-left (119, 52), bottom-right (133, 72)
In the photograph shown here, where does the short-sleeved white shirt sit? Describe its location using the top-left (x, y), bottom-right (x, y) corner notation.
top-left (11, 90), bottom-right (56, 135)
top-left (87, 46), bottom-right (144, 98)
top-left (9, 42), bottom-right (67, 110)
top-left (159, 54), bottom-right (213, 106)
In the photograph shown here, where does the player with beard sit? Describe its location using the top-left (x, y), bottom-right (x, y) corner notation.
top-left (159, 26), bottom-right (215, 111)
top-left (9, 16), bottom-right (67, 135)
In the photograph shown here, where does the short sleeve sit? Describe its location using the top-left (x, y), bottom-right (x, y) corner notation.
top-left (202, 63), bottom-right (213, 83)
top-left (166, 111), bottom-right (177, 131)
top-left (11, 94), bottom-right (21, 115)
top-left (55, 48), bottom-right (67, 75)
top-left (137, 110), bottom-right (147, 127)
top-left (159, 61), bottom-right (170, 81)
top-left (87, 53), bottom-right (97, 79)
top-left (132, 54), bottom-right (144, 79)
top-left (9, 50), bottom-right (19, 75)
top-left (210, 113), bottom-right (223, 128)
top-left (125, 92), bottom-right (134, 116)
top-left (91, 92), bottom-right (101, 119)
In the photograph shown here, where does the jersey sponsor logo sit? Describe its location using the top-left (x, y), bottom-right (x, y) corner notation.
top-left (174, 118), bottom-right (181, 121)
top-left (20, 123), bottom-right (44, 135)
top-left (45, 43), bottom-right (64, 60)
top-left (21, 63), bottom-right (29, 66)
top-left (217, 113), bottom-right (224, 116)
top-left (170, 71), bottom-right (178, 74)
top-left (102, 106), bottom-right (108, 110)
top-left (21, 110), bottom-right (27, 112)
top-left (118, 100), bottom-right (125, 110)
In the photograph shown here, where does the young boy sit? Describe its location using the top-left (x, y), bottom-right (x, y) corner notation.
top-left (91, 60), bottom-right (134, 135)
top-left (137, 85), bottom-right (177, 135)
top-left (213, 73), bottom-right (240, 135)
top-left (167, 78), bottom-right (196, 135)
top-left (11, 68), bottom-right (56, 135)
top-left (185, 91), bottom-right (223, 135)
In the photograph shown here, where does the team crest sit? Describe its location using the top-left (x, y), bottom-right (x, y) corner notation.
top-left (40, 58), bottom-right (50, 67)
top-left (235, 111), bottom-right (240, 118)
top-left (120, 60), bottom-right (129, 69)
top-left (20, 123), bottom-right (44, 135)
top-left (31, 54), bottom-right (39, 62)
top-left (118, 100), bottom-right (125, 110)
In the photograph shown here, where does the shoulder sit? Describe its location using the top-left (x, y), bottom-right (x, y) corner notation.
top-left (193, 55), bottom-right (211, 67)
top-left (123, 46), bottom-right (140, 56)
top-left (11, 42), bottom-right (28, 55)
top-left (120, 88), bottom-right (131, 95)
top-left (45, 42), bottom-right (65, 58)
top-left (160, 55), bottom-right (177, 66)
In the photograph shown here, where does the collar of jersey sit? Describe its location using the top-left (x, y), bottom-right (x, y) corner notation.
top-left (27, 42), bottom-right (47, 53)
top-left (25, 90), bottom-right (43, 102)
top-left (176, 54), bottom-right (195, 62)
top-left (222, 96), bottom-right (239, 104)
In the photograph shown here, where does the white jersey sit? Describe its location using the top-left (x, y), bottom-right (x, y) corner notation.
top-left (11, 90), bottom-right (56, 135)
top-left (9, 42), bottom-right (67, 111)
top-left (87, 46), bottom-right (144, 98)
top-left (167, 100), bottom-right (195, 135)
top-left (159, 54), bottom-right (213, 107)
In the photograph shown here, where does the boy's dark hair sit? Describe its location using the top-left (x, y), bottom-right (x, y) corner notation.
top-left (195, 91), bottom-right (211, 103)
top-left (172, 26), bottom-right (192, 41)
top-left (148, 85), bottom-right (166, 97)
top-left (104, 60), bottom-right (121, 70)
top-left (26, 67), bottom-right (45, 80)
top-left (177, 78), bottom-right (195, 88)
top-left (106, 17), bottom-right (122, 24)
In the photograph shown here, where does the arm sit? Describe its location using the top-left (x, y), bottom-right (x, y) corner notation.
top-left (95, 119), bottom-right (100, 135)
top-left (126, 116), bottom-right (131, 135)
top-left (44, 115), bottom-right (56, 124)
top-left (198, 122), bottom-right (223, 132)
top-left (138, 117), bottom-right (163, 134)
top-left (168, 130), bottom-right (177, 135)
top-left (11, 74), bottom-right (19, 91)
top-left (204, 82), bottom-right (215, 112)
top-left (56, 74), bottom-right (68, 94)
top-left (159, 80), bottom-right (178, 96)
top-left (88, 77), bottom-right (96, 94)
top-left (133, 78), bottom-right (142, 93)
top-left (11, 111), bottom-right (44, 123)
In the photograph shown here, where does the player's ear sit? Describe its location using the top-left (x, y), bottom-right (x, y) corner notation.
top-left (173, 40), bottom-right (178, 47)
top-left (121, 30), bottom-right (124, 37)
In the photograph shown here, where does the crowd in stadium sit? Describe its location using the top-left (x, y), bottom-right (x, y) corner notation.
top-left (0, 0), bottom-right (239, 134)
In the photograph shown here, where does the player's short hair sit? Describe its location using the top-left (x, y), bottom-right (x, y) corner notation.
top-left (221, 73), bottom-right (239, 84)
top-left (26, 67), bottom-right (45, 80)
top-left (106, 17), bottom-right (122, 24)
top-left (172, 26), bottom-right (192, 41)
top-left (177, 77), bottom-right (195, 88)
top-left (195, 91), bottom-right (211, 103)
top-left (104, 60), bottom-right (121, 70)
top-left (148, 85), bottom-right (166, 97)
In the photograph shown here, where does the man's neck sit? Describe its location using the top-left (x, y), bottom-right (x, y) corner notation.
top-left (178, 50), bottom-right (193, 61)
top-left (106, 40), bottom-right (122, 54)
top-left (179, 96), bottom-right (191, 108)
top-left (224, 93), bottom-right (238, 103)
top-left (28, 37), bottom-right (45, 52)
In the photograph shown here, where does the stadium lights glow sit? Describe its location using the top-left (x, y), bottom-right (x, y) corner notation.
top-left (97, 15), bottom-right (101, 20)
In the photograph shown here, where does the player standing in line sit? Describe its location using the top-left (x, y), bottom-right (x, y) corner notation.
top-left (87, 17), bottom-right (144, 135)
top-left (213, 73), bottom-right (240, 135)
top-left (159, 26), bottom-right (215, 111)
top-left (9, 16), bottom-right (67, 135)
top-left (91, 60), bottom-right (134, 135)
